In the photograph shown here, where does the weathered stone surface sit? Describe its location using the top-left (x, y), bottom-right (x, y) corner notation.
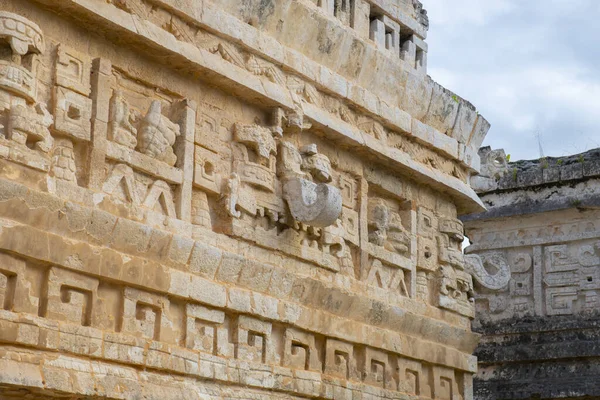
top-left (464, 147), bottom-right (600, 399)
top-left (0, 1), bottom-right (489, 399)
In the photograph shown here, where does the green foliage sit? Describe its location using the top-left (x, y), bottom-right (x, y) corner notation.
top-left (578, 154), bottom-right (585, 163)
top-left (452, 95), bottom-right (459, 103)
top-left (540, 157), bottom-right (549, 169)
top-left (505, 154), bottom-right (511, 162)
top-left (557, 159), bottom-right (563, 166)
top-left (512, 168), bottom-right (518, 182)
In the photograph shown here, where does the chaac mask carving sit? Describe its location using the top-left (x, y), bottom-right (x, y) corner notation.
top-left (220, 109), bottom-right (347, 273)
top-left (223, 109), bottom-right (342, 229)
top-left (0, 12), bottom-right (53, 153)
top-left (280, 143), bottom-right (342, 228)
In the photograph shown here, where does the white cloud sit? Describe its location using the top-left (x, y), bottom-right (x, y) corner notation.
top-left (424, 0), bottom-right (600, 161)
top-left (426, 0), bottom-right (516, 26)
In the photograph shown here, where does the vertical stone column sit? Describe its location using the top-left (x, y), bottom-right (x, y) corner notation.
top-left (175, 99), bottom-right (196, 222)
top-left (87, 58), bottom-right (112, 190)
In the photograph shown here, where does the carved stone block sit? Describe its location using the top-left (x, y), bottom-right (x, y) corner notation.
top-left (194, 145), bottom-right (221, 194)
top-left (0, 252), bottom-right (37, 314)
top-left (185, 304), bottom-right (233, 357)
top-left (398, 358), bottom-right (432, 397)
top-left (50, 137), bottom-right (77, 183)
top-left (55, 44), bottom-right (91, 96)
top-left (120, 287), bottom-right (170, 341)
top-left (234, 315), bottom-right (272, 364)
top-left (7, 103), bottom-right (54, 152)
top-left (361, 347), bottom-right (394, 390)
top-left (284, 177), bottom-right (342, 228)
top-left (45, 267), bottom-right (99, 326)
top-left (143, 180), bottom-right (177, 218)
top-left (366, 259), bottom-right (410, 297)
top-left (54, 86), bottom-right (92, 141)
top-left (545, 286), bottom-right (578, 316)
top-left (338, 174), bottom-right (357, 209)
top-left (137, 100), bottom-right (181, 166)
top-left (324, 339), bottom-right (357, 380)
top-left (283, 328), bottom-right (321, 372)
top-left (234, 123), bottom-right (277, 164)
top-left (433, 365), bottom-right (460, 400)
top-left (340, 207), bottom-right (359, 245)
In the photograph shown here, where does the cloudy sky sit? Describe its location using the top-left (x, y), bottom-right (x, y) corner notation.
top-left (425, 0), bottom-right (600, 161)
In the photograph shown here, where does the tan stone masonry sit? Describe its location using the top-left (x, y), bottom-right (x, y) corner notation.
top-left (0, 0), bottom-right (487, 398)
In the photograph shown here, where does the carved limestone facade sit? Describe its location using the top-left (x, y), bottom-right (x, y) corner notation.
top-left (463, 147), bottom-right (600, 399)
top-left (0, 1), bottom-right (489, 399)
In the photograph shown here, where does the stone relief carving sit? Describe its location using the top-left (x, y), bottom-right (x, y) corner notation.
top-left (102, 163), bottom-right (141, 205)
top-left (464, 252), bottom-right (511, 291)
top-left (0, 254), bottom-right (475, 398)
top-left (414, 207), bottom-right (479, 315)
top-left (436, 218), bottom-right (476, 316)
top-left (0, 12), bottom-right (53, 153)
top-left (368, 199), bottom-right (410, 255)
top-left (470, 146), bottom-right (508, 192)
top-left (439, 264), bottom-right (474, 303)
top-left (0, 11), bottom-right (44, 101)
top-left (0, 5), bottom-right (487, 399)
top-left (281, 143), bottom-right (342, 227)
top-left (137, 100), bottom-right (181, 166)
top-left (224, 118), bottom-right (282, 221)
top-left (366, 259), bottom-right (410, 297)
top-left (544, 243), bottom-right (600, 315)
top-left (222, 127), bottom-right (348, 272)
top-left (212, 42), bottom-right (285, 86)
top-left (53, 86), bottom-right (92, 142)
top-left (8, 103), bottom-right (53, 152)
top-left (0, 0), bottom-right (494, 398)
top-left (50, 137), bottom-right (77, 183)
top-left (109, 89), bottom-right (138, 149)
top-left (470, 239), bottom-right (600, 321)
top-left (412, 0), bottom-right (429, 29)
top-left (100, 0), bottom-right (485, 190)
top-left (44, 267), bottom-right (98, 327)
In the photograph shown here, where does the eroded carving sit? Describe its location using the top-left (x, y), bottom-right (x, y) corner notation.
top-left (281, 143), bottom-right (342, 227)
top-left (7, 103), bottom-right (53, 152)
top-left (44, 268), bottom-right (98, 326)
top-left (109, 89), bottom-right (138, 149)
top-left (137, 100), bottom-right (181, 166)
top-left (120, 287), bottom-right (174, 341)
top-left (50, 137), bottom-right (77, 183)
top-left (0, 12), bottom-right (53, 157)
top-left (464, 252), bottom-right (511, 291)
top-left (368, 199), bottom-right (410, 255)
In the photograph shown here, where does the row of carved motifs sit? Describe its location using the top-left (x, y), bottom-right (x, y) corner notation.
top-left (0, 253), bottom-right (467, 399)
top-left (0, 39), bottom-right (186, 218)
top-left (107, 0), bottom-right (467, 182)
top-left (474, 239), bottom-right (600, 322)
top-left (0, 10), bottom-right (473, 317)
top-left (126, 0), bottom-right (474, 314)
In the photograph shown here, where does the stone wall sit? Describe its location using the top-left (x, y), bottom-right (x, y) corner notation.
top-left (463, 147), bottom-right (600, 399)
top-left (0, 1), bottom-right (489, 399)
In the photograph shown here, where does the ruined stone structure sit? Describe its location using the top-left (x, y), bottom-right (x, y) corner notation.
top-left (0, 1), bottom-right (490, 399)
top-left (463, 148), bottom-right (600, 399)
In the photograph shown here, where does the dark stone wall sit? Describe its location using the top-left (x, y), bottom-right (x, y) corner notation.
top-left (474, 315), bottom-right (600, 400)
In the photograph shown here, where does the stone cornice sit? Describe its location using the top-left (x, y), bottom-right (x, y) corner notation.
top-left (30, 0), bottom-right (486, 214)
